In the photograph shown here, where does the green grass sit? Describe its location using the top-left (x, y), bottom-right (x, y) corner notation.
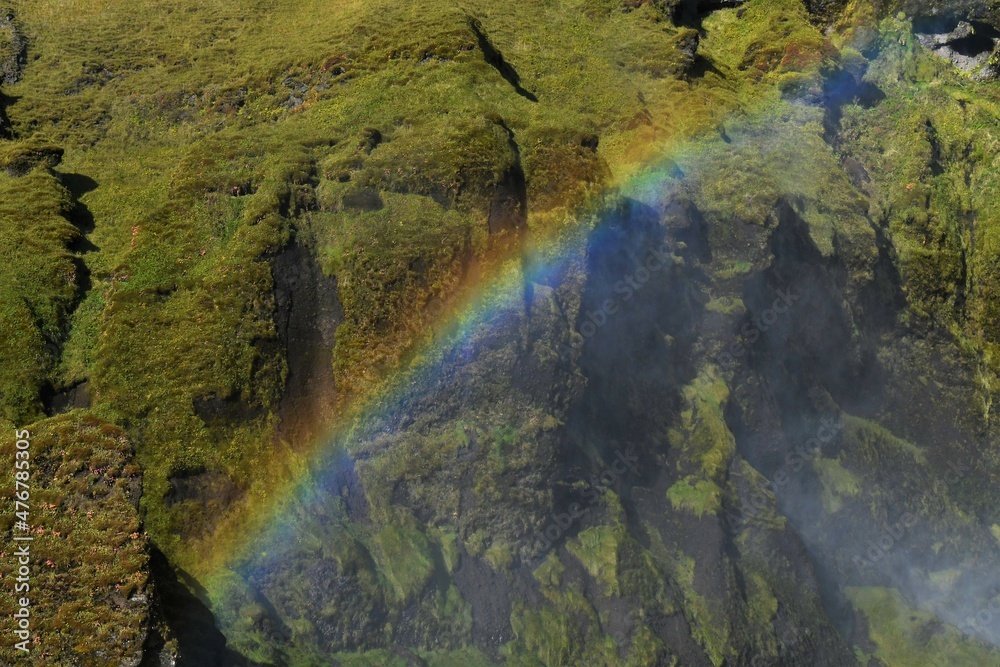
top-left (370, 521), bottom-right (436, 603)
top-left (839, 13), bottom-right (1000, 381)
top-left (0, 0), bottom-right (744, 589)
top-left (0, 413), bottom-right (149, 666)
top-left (0, 162), bottom-right (79, 426)
top-left (666, 369), bottom-right (736, 501)
top-left (848, 586), bottom-right (1000, 667)
top-left (670, 552), bottom-right (730, 666)
top-left (5, 0), bottom-right (1000, 663)
top-left (567, 525), bottom-right (626, 596)
top-left (667, 477), bottom-right (723, 517)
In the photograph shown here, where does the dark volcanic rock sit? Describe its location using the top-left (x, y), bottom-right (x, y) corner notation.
top-left (272, 239), bottom-right (342, 448)
top-left (0, 12), bottom-right (26, 86)
top-left (804, 0), bottom-right (851, 21)
top-left (671, 0), bottom-right (748, 24)
top-left (164, 469), bottom-right (243, 522)
top-left (43, 380), bottom-right (92, 415)
top-left (892, 0), bottom-right (1000, 31)
top-left (0, 139), bottom-right (64, 176)
top-left (916, 19), bottom-right (1000, 76)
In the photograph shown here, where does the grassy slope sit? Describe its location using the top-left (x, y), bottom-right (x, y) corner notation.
top-left (0, 414), bottom-right (149, 666)
top-left (2, 0), bottom-right (1000, 664)
top-left (848, 586), bottom-right (1000, 666)
top-left (0, 163), bottom-right (78, 426)
top-left (0, 0), bottom-right (741, 570)
top-left (0, 0), bottom-right (734, 662)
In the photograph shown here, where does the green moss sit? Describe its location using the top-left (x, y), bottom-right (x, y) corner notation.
top-left (666, 369), bottom-right (735, 510)
top-left (700, 0), bottom-right (838, 82)
top-left (847, 586), bottom-right (1000, 667)
top-left (744, 571), bottom-right (779, 633)
top-left (0, 0), bottom-right (721, 580)
top-left (567, 525), bottom-right (626, 596)
top-left (667, 477), bottom-right (723, 517)
top-left (484, 540), bottom-right (515, 572)
top-left (210, 572), bottom-right (299, 665)
top-left (323, 650), bottom-right (409, 667)
top-left (704, 295), bottom-right (745, 315)
top-left (840, 415), bottom-right (927, 467)
top-left (316, 190), bottom-right (478, 398)
top-left (508, 556), bottom-right (632, 666)
top-left (0, 414), bottom-right (149, 666)
top-left (814, 455), bottom-right (862, 513)
top-left (370, 521), bottom-right (436, 602)
top-left (670, 552), bottom-right (730, 667)
top-left (0, 161), bottom-right (80, 425)
top-left (6, 0), bottom-right (990, 663)
top-left (507, 603), bottom-right (581, 666)
top-left (521, 127), bottom-right (611, 214)
top-left (533, 552), bottom-right (565, 597)
top-left (685, 106), bottom-right (874, 266)
top-left (418, 647), bottom-right (498, 666)
top-left (505, 589), bottom-right (620, 667)
top-left (0, 135), bottom-right (63, 175)
top-left (730, 460), bottom-right (787, 533)
top-left (715, 260), bottom-right (753, 279)
top-left (626, 625), bottom-right (676, 667)
top-left (839, 14), bottom-right (1000, 386)
top-left (927, 568), bottom-right (963, 592)
top-left (0, 2), bottom-right (769, 627)
top-left (430, 527), bottom-right (461, 573)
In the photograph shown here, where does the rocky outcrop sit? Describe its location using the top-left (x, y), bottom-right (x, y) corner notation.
top-left (890, 0), bottom-right (1000, 30)
top-left (6, 0), bottom-right (1000, 664)
top-left (0, 12), bottom-right (26, 86)
top-left (200, 3), bottom-right (1000, 664)
top-left (916, 19), bottom-right (1000, 77)
top-left (272, 238), bottom-right (342, 449)
top-left (0, 137), bottom-right (64, 176)
top-left (668, 0), bottom-right (748, 24)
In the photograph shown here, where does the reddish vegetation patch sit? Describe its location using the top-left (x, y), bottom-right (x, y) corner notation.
top-left (741, 37), bottom-right (839, 78)
top-left (780, 38), bottom-right (839, 71)
top-left (0, 414), bottom-right (150, 666)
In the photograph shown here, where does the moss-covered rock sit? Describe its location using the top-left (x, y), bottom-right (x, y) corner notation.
top-left (3, 0), bottom-right (1000, 664)
top-left (0, 413), bottom-right (150, 666)
top-left (849, 586), bottom-right (1000, 666)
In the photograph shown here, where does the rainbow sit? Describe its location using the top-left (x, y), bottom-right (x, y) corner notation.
top-left (194, 91), bottom-right (804, 627)
top-left (199, 191), bottom-right (602, 576)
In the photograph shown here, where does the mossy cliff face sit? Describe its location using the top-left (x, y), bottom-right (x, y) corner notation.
top-left (2, 0), bottom-right (1000, 665)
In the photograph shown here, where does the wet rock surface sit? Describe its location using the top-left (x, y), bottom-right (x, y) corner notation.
top-left (42, 380), bottom-right (91, 415)
top-left (272, 239), bottom-right (342, 448)
top-left (917, 19), bottom-right (1000, 76)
